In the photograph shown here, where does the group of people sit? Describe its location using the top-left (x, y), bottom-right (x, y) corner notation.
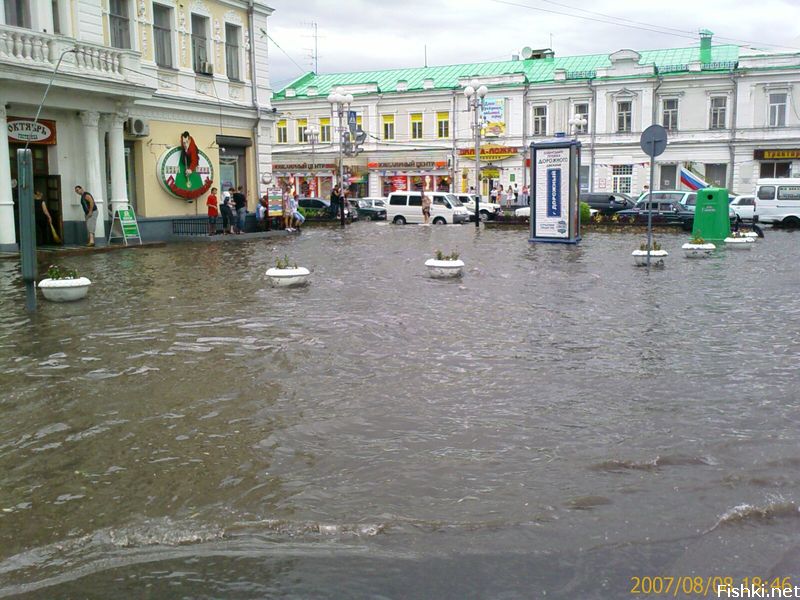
top-left (205, 184), bottom-right (305, 235)
top-left (489, 184), bottom-right (529, 206)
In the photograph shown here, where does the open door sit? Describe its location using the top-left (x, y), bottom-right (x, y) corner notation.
top-left (46, 175), bottom-right (63, 245)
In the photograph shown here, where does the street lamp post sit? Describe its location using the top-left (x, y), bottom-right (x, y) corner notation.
top-left (568, 115), bottom-right (587, 138)
top-left (327, 88), bottom-right (353, 227)
top-left (464, 81), bottom-right (488, 228)
top-left (305, 123), bottom-right (320, 197)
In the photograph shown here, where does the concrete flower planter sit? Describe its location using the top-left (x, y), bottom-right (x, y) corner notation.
top-left (723, 236), bottom-right (755, 249)
top-left (681, 242), bottom-right (716, 258)
top-left (632, 249), bottom-right (668, 267)
top-left (425, 258), bottom-right (464, 278)
top-left (37, 277), bottom-right (92, 301)
top-left (266, 267), bottom-right (310, 287)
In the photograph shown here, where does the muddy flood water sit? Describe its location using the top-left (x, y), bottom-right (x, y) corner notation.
top-left (1, 224), bottom-right (799, 599)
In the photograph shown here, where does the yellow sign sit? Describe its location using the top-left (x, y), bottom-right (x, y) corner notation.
top-left (459, 145), bottom-right (519, 161)
top-left (482, 168), bottom-right (500, 178)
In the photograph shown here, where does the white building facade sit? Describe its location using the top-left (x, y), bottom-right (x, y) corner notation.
top-left (271, 33), bottom-right (800, 203)
top-left (0, 0), bottom-right (274, 250)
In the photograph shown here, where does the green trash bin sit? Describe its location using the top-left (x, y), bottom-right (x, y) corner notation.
top-left (692, 187), bottom-right (731, 241)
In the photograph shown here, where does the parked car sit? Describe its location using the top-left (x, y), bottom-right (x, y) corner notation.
top-left (614, 198), bottom-right (695, 230)
top-left (754, 178), bottom-right (800, 226)
top-left (729, 195), bottom-right (756, 222)
top-left (360, 197), bottom-right (388, 209)
top-left (353, 199), bottom-right (387, 220)
top-left (582, 192), bottom-right (634, 215)
top-left (386, 191), bottom-right (469, 224)
top-left (514, 206), bottom-right (598, 219)
top-left (298, 197), bottom-right (355, 220)
top-left (452, 193), bottom-right (501, 221)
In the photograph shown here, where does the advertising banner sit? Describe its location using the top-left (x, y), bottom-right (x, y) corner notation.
top-left (481, 98), bottom-right (505, 137)
top-left (530, 141), bottom-right (581, 244)
top-left (268, 188), bottom-right (283, 216)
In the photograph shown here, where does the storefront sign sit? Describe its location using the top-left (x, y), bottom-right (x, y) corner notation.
top-left (754, 149), bottom-right (800, 160)
top-left (273, 162), bottom-right (337, 170)
top-left (530, 140), bottom-right (581, 244)
top-left (368, 160), bottom-right (439, 169)
top-left (481, 98), bottom-right (505, 137)
top-left (268, 188), bottom-right (284, 216)
top-left (459, 145), bottom-right (519, 161)
top-left (7, 117), bottom-right (57, 145)
top-left (390, 176), bottom-right (408, 191)
top-left (157, 131), bottom-right (214, 200)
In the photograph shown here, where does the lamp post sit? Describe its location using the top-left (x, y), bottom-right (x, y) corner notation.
top-left (327, 88), bottom-right (353, 227)
top-left (568, 115), bottom-right (587, 138)
top-left (305, 123), bottom-right (320, 197)
top-left (464, 80), bottom-right (488, 227)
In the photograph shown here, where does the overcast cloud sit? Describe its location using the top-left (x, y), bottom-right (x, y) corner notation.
top-left (264, 0), bottom-right (800, 90)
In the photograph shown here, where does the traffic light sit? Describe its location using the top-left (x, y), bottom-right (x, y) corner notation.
top-left (351, 127), bottom-right (367, 156)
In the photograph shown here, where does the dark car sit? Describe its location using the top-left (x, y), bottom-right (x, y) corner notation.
top-left (582, 192), bottom-right (634, 215)
top-left (353, 199), bottom-right (387, 221)
top-left (298, 197), bottom-right (355, 220)
top-left (615, 198), bottom-right (695, 230)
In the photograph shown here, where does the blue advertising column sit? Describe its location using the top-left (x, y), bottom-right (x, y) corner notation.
top-left (529, 140), bottom-right (581, 244)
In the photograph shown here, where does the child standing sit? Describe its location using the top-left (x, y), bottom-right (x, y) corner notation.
top-left (206, 187), bottom-right (219, 235)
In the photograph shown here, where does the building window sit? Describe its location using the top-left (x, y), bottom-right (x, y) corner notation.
top-left (51, 0), bottom-right (61, 33)
top-left (152, 3), bottom-right (173, 68)
top-left (769, 92), bottom-right (787, 127)
top-left (225, 23), bottom-right (241, 81)
top-left (532, 106), bottom-right (547, 136)
top-left (574, 103), bottom-right (588, 133)
top-left (410, 113), bottom-right (423, 140)
top-left (617, 101), bottom-right (632, 133)
top-left (382, 115), bottom-right (395, 140)
top-left (710, 96), bottom-right (727, 130)
top-left (4, 0), bottom-right (31, 28)
top-left (191, 14), bottom-right (209, 74)
top-left (612, 164), bottom-right (633, 193)
top-left (705, 163), bottom-right (727, 187)
top-left (662, 99), bottom-right (678, 131)
top-left (297, 119), bottom-right (307, 143)
top-left (276, 120), bottom-right (287, 144)
top-left (760, 162), bottom-right (791, 178)
top-left (320, 118), bottom-right (331, 142)
top-left (109, 0), bottom-right (131, 49)
top-left (437, 111), bottom-right (449, 138)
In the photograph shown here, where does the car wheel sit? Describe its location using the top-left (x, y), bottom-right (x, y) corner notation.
top-left (393, 216), bottom-right (406, 225)
top-left (782, 216), bottom-right (800, 228)
top-left (432, 217), bottom-right (446, 225)
top-left (479, 211), bottom-right (490, 222)
top-left (363, 215), bottom-right (372, 221)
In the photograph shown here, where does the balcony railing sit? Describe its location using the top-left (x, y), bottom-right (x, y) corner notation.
top-left (0, 24), bottom-right (142, 83)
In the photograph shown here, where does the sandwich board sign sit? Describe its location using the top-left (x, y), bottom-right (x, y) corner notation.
top-left (108, 204), bottom-right (142, 245)
top-left (529, 140), bottom-right (581, 244)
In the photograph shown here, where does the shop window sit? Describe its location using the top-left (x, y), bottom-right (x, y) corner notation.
top-left (225, 23), bottom-right (241, 81)
top-left (153, 3), bottom-right (173, 68)
top-left (769, 92), bottom-right (787, 127)
top-left (612, 164), bottom-right (633, 194)
top-left (297, 119), bottom-right (307, 143)
top-left (276, 120), bottom-right (287, 144)
top-left (410, 113), bottom-right (422, 140)
top-left (4, 0), bottom-right (31, 28)
top-left (573, 103), bottom-right (588, 133)
top-left (710, 96), bottom-right (727, 130)
top-left (532, 106), bottom-right (547, 135)
top-left (437, 112), bottom-right (449, 138)
top-left (191, 13), bottom-right (209, 74)
top-left (109, 0), bottom-right (131, 49)
top-left (320, 118), bottom-right (331, 142)
top-left (617, 101), bottom-right (632, 133)
top-left (705, 163), bottom-right (727, 187)
top-left (760, 162), bottom-right (791, 178)
top-left (662, 99), bottom-right (678, 131)
top-left (382, 115), bottom-right (394, 140)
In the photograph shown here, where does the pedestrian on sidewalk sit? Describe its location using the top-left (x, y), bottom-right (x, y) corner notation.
top-left (221, 189), bottom-right (234, 234)
top-left (291, 193), bottom-right (305, 230)
top-left (282, 186), bottom-right (293, 231)
top-left (74, 185), bottom-right (97, 247)
top-left (206, 187), bottom-right (219, 235)
top-left (233, 186), bottom-right (247, 233)
top-left (34, 190), bottom-right (54, 245)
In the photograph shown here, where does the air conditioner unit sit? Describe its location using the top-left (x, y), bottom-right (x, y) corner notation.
top-left (200, 61), bottom-right (214, 75)
top-left (126, 117), bottom-right (149, 137)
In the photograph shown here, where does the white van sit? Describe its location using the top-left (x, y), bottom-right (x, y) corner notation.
top-left (754, 178), bottom-right (800, 226)
top-left (386, 191), bottom-right (469, 225)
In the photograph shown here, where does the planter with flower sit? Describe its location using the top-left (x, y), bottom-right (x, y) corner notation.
top-left (266, 255), bottom-right (310, 287)
top-left (425, 250), bottom-right (464, 278)
top-left (681, 234), bottom-right (716, 258)
top-left (632, 240), bottom-right (668, 266)
top-left (37, 265), bottom-right (92, 301)
top-left (723, 230), bottom-right (756, 249)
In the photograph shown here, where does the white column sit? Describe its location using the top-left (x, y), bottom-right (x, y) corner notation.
top-left (80, 111), bottom-right (106, 244)
top-left (106, 113), bottom-right (128, 215)
top-left (0, 105), bottom-right (18, 251)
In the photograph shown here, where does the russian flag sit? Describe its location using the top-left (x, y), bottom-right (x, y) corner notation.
top-left (680, 167), bottom-right (709, 191)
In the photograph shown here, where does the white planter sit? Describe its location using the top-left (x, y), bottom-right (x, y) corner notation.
top-left (723, 237), bottom-right (755, 249)
top-left (681, 242), bottom-right (716, 258)
top-left (425, 258), bottom-right (464, 278)
top-left (37, 277), bottom-right (92, 301)
top-left (266, 267), bottom-right (310, 287)
top-left (632, 249), bottom-right (668, 267)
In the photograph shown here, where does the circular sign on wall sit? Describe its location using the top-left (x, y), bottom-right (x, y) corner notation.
top-left (157, 131), bottom-right (214, 200)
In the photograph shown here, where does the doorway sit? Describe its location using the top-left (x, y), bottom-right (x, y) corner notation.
top-left (660, 164), bottom-right (677, 190)
top-left (9, 143), bottom-right (63, 245)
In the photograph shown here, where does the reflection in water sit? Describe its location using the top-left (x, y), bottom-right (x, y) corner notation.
top-left (1, 227), bottom-right (800, 598)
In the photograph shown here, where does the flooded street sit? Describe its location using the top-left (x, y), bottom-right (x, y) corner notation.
top-left (1, 224), bottom-right (799, 598)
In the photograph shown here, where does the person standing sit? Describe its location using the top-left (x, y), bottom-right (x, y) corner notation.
top-left (34, 191), bottom-right (54, 245)
top-left (421, 190), bottom-right (432, 225)
top-left (221, 188), bottom-right (235, 234)
top-left (291, 193), bottom-right (305, 230)
top-left (206, 187), bottom-right (219, 235)
top-left (74, 185), bottom-right (97, 247)
top-left (281, 186), bottom-right (292, 231)
top-left (329, 186), bottom-right (342, 220)
top-left (233, 186), bottom-right (247, 234)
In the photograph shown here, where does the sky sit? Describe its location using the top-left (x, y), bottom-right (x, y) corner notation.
top-left (264, 0), bottom-right (800, 91)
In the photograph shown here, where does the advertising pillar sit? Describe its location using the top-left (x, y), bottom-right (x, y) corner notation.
top-left (529, 140), bottom-right (581, 244)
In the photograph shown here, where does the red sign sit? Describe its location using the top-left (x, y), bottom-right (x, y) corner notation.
top-left (391, 176), bottom-right (407, 191)
top-left (8, 117), bottom-right (57, 145)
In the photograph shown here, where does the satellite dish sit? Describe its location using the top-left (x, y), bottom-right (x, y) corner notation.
top-left (521, 47), bottom-right (534, 60)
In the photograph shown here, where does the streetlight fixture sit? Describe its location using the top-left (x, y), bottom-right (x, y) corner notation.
top-left (568, 115), bottom-right (588, 138)
top-left (464, 80), bottom-right (488, 228)
top-left (327, 87), bottom-right (353, 227)
top-left (305, 123), bottom-right (320, 197)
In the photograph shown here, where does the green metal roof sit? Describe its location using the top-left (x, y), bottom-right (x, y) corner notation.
top-left (274, 45), bottom-right (741, 100)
